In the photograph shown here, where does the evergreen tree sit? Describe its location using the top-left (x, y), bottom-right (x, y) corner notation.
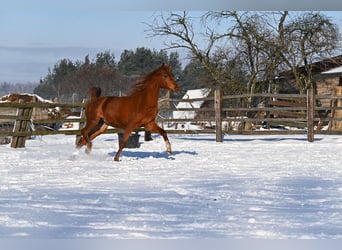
top-left (34, 48), bottom-right (184, 101)
top-left (34, 52), bottom-right (120, 101)
top-left (168, 52), bottom-right (182, 80)
top-left (118, 47), bottom-right (183, 95)
top-left (178, 58), bottom-right (212, 95)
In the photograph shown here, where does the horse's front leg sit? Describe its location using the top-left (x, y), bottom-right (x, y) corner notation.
top-left (145, 121), bottom-right (172, 155)
top-left (114, 128), bottom-right (134, 161)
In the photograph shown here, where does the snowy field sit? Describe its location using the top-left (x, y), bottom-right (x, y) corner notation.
top-left (0, 132), bottom-right (342, 239)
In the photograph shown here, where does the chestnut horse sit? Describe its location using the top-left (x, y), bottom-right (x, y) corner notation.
top-left (77, 64), bottom-right (180, 161)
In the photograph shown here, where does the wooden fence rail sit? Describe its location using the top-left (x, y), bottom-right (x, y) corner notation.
top-left (1, 88), bottom-right (342, 148)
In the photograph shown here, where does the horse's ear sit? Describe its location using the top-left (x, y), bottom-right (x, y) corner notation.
top-left (161, 63), bottom-right (171, 71)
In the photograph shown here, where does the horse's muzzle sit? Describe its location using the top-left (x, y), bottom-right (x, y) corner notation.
top-left (172, 85), bottom-right (180, 92)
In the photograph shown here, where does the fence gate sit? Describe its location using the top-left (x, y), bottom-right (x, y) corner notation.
top-left (11, 106), bottom-right (33, 148)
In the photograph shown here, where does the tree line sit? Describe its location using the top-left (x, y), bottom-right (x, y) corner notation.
top-left (33, 47), bottom-right (213, 102)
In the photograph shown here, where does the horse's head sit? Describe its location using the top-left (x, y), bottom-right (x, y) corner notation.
top-left (157, 64), bottom-right (180, 92)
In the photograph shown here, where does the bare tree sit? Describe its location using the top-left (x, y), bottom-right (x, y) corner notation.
top-left (147, 11), bottom-right (289, 97)
top-left (279, 12), bottom-right (341, 93)
top-left (147, 11), bottom-right (341, 97)
top-left (147, 11), bottom-right (231, 90)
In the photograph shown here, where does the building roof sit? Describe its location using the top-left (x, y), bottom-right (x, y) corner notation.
top-left (0, 93), bottom-right (52, 103)
top-left (173, 88), bottom-right (211, 119)
top-left (279, 54), bottom-right (342, 79)
top-left (321, 65), bottom-right (342, 75)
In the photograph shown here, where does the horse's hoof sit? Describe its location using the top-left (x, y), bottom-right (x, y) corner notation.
top-left (85, 142), bottom-right (92, 154)
top-left (167, 151), bottom-right (172, 156)
top-left (114, 157), bottom-right (120, 161)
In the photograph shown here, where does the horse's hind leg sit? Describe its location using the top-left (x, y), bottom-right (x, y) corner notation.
top-left (145, 121), bottom-right (172, 155)
top-left (87, 121), bottom-right (108, 147)
top-left (87, 121), bottom-right (108, 153)
top-left (77, 118), bottom-right (101, 153)
top-left (77, 120), bottom-right (108, 155)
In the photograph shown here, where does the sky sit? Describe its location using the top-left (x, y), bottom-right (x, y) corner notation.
top-left (1, 1), bottom-right (342, 83)
top-left (0, 2), bottom-right (173, 83)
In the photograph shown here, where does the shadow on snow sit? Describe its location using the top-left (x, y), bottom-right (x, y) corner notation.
top-left (108, 150), bottom-right (198, 160)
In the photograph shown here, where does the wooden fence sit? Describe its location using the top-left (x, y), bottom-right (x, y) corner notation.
top-left (1, 87), bottom-right (342, 148)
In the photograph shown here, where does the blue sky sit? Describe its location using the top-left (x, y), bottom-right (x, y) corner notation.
top-left (0, 2), bottom-right (174, 82)
top-left (1, 1), bottom-right (342, 83)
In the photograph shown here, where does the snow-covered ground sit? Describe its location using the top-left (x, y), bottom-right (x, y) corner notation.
top-left (0, 133), bottom-right (342, 239)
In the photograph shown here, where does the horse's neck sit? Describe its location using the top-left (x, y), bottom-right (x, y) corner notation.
top-left (144, 83), bottom-right (160, 106)
top-left (132, 81), bottom-right (160, 107)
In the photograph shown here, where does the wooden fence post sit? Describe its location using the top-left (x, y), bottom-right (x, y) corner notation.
top-left (329, 86), bottom-right (342, 130)
top-left (11, 106), bottom-right (33, 148)
top-left (214, 87), bottom-right (222, 142)
top-left (307, 85), bottom-right (315, 142)
top-left (75, 99), bottom-right (86, 145)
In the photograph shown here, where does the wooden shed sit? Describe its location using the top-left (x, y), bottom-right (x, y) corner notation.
top-left (277, 55), bottom-right (342, 100)
top-left (276, 55), bottom-right (342, 130)
top-left (0, 93), bottom-right (51, 123)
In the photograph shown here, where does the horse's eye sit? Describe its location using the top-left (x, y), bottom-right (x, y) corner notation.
top-left (164, 75), bottom-right (168, 78)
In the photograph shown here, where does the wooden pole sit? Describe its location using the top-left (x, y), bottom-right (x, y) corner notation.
top-left (214, 87), bottom-right (222, 142)
top-left (75, 99), bottom-right (86, 145)
top-left (307, 86), bottom-right (315, 142)
top-left (11, 107), bottom-right (33, 148)
top-left (329, 86), bottom-right (342, 130)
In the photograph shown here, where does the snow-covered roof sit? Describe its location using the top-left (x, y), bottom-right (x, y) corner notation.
top-left (0, 93), bottom-right (52, 103)
top-left (173, 88), bottom-right (211, 119)
top-left (321, 66), bottom-right (342, 75)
